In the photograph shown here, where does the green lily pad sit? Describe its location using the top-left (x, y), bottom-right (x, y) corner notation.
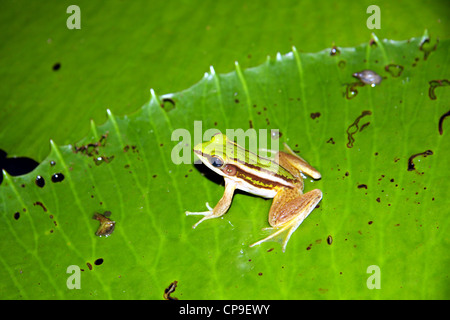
top-left (1, 34), bottom-right (448, 299)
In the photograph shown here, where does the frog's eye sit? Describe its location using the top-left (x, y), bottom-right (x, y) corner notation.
top-left (209, 155), bottom-right (224, 168)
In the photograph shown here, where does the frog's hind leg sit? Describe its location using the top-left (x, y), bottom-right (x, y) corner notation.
top-left (279, 144), bottom-right (321, 180)
top-left (259, 143), bottom-right (321, 179)
top-left (250, 188), bottom-right (322, 252)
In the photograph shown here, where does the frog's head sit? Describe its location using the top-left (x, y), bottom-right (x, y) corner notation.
top-left (193, 133), bottom-right (237, 177)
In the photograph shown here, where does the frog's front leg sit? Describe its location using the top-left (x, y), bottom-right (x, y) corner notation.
top-left (185, 178), bottom-right (236, 229)
top-left (250, 188), bottom-right (322, 252)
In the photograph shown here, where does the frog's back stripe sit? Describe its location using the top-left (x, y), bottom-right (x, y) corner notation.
top-left (227, 161), bottom-right (296, 190)
top-left (227, 141), bottom-right (297, 186)
top-left (226, 164), bottom-right (295, 190)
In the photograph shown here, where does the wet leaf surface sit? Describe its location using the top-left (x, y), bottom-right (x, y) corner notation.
top-left (1, 35), bottom-right (449, 299)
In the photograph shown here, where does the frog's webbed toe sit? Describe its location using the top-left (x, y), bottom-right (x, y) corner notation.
top-left (185, 203), bottom-right (215, 228)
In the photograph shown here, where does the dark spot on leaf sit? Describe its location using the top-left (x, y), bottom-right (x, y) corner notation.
top-left (51, 173), bottom-right (65, 183)
top-left (384, 64), bottom-right (404, 77)
top-left (161, 98), bottom-right (176, 112)
top-left (33, 201), bottom-right (47, 212)
top-left (0, 149), bottom-right (39, 185)
top-left (74, 134), bottom-right (110, 163)
top-left (346, 111), bottom-right (372, 148)
top-left (326, 137), bottom-right (335, 145)
top-left (35, 175), bottom-right (45, 188)
top-left (14, 212), bottom-right (20, 220)
top-left (419, 36), bottom-right (439, 60)
top-left (52, 62), bottom-right (61, 71)
top-left (368, 221), bottom-right (373, 225)
top-left (344, 81), bottom-right (365, 99)
top-left (358, 184), bottom-right (368, 189)
top-left (359, 122), bottom-right (370, 132)
top-left (330, 46), bottom-right (340, 56)
top-left (310, 112), bottom-right (321, 119)
top-left (376, 197), bottom-right (381, 203)
top-left (50, 160), bottom-right (56, 166)
top-left (86, 262), bottom-right (93, 271)
top-left (327, 235), bottom-right (332, 245)
top-left (428, 79), bottom-right (449, 100)
top-left (407, 150), bottom-right (433, 172)
top-left (258, 272), bottom-right (263, 276)
top-left (94, 258), bottom-right (103, 266)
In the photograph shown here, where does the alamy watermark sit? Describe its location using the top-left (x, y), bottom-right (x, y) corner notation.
top-left (67, 5), bottom-right (81, 29)
top-left (66, 265), bottom-right (81, 289)
top-left (366, 265), bottom-right (381, 289)
top-left (366, 5), bottom-right (381, 29)
top-left (171, 121), bottom-right (281, 165)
